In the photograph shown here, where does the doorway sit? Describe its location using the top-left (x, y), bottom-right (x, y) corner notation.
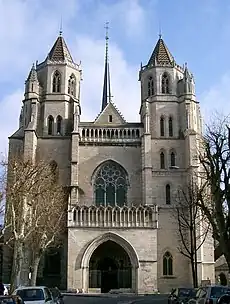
top-left (89, 240), bottom-right (132, 293)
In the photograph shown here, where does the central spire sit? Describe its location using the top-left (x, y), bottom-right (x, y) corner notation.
top-left (101, 22), bottom-right (112, 112)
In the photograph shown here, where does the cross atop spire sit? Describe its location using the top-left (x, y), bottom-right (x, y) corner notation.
top-left (59, 16), bottom-right (63, 36)
top-left (101, 21), bottom-right (112, 112)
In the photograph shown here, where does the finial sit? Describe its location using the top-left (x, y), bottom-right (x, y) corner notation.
top-left (59, 16), bottom-right (63, 36)
top-left (159, 21), bottom-right (162, 39)
top-left (185, 62), bottom-right (188, 68)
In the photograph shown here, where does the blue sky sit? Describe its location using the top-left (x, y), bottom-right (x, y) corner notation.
top-left (0, 0), bottom-right (229, 154)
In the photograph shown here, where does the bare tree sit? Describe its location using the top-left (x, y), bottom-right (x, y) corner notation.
top-left (3, 157), bottom-right (67, 291)
top-left (174, 179), bottom-right (210, 288)
top-left (198, 114), bottom-right (230, 274)
top-left (26, 169), bottom-right (67, 286)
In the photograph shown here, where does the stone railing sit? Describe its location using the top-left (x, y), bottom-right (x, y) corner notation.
top-left (80, 127), bottom-right (142, 143)
top-left (68, 205), bottom-right (158, 229)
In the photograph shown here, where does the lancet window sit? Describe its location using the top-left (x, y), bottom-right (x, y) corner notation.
top-left (160, 116), bottom-right (165, 136)
top-left (163, 251), bottom-right (173, 275)
top-left (56, 115), bottom-right (62, 134)
top-left (147, 76), bottom-right (154, 97)
top-left (48, 115), bottom-right (54, 135)
top-left (162, 73), bottom-right (170, 94)
top-left (52, 71), bottom-right (61, 93)
top-left (166, 184), bottom-right (171, 204)
top-left (169, 116), bottom-right (173, 137)
top-left (94, 161), bottom-right (128, 207)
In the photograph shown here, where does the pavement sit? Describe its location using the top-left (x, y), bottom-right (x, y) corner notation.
top-left (63, 293), bottom-right (168, 304)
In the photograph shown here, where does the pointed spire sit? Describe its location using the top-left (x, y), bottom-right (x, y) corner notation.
top-left (26, 63), bottom-right (38, 82)
top-left (147, 36), bottom-right (174, 67)
top-left (101, 22), bottom-right (112, 112)
top-left (47, 33), bottom-right (74, 63)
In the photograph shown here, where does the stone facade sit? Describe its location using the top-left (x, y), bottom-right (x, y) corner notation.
top-left (5, 33), bottom-right (215, 293)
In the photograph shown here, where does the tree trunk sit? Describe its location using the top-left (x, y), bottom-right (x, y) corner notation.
top-left (30, 255), bottom-right (41, 286)
top-left (10, 241), bottom-right (23, 293)
top-left (193, 225), bottom-right (198, 288)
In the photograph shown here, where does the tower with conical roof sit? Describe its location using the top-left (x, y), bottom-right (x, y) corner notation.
top-left (139, 35), bottom-right (213, 289)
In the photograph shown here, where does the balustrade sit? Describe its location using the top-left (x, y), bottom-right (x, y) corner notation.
top-left (68, 205), bottom-right (158, 229)
top-left (80, 127), bottom-right (141, 142)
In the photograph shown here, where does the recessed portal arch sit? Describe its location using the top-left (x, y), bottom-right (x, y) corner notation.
top-left (81, 232), bottom-right (139, 293)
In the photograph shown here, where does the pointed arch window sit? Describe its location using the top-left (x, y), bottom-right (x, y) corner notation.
top-left (160, 152), bottom-right (165, 169)
top-left (56, 115), bottom-right (62, 134)
top-left (68, 74), bottom-right (76, 97)
top-left (163, 251), bottom-right (173, 275)
top-left (94, 161), bottom-right (128, 207)
top-left (48, 115), bottom-right (54, 135)
top-left (170, 152), bottom-right (176, 167)
top-left (169, 116), bottom-right (173, 137)
top-left (162, 73), bottom-right (170, 94)
top-left (147, 76), bottom-right (154, 97)
top-left (52, 71), bottom-right (61, 93)
top-left (160, 116), bottom-right (165, 136)
top-left (166, 184), bottom-right (171, 204)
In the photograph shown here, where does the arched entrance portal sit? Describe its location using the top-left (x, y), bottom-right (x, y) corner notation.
top-left (89, 241), bottom-right (132, 293)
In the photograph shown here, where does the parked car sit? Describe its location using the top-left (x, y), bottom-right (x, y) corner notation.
top-left (0, 295), bottom-right (24, 304)
top-left (168, 288), bottom-right (197, 304)
top-left (49, 288), bottom-right (63, 304)
top-left (188, 285), bottom-right (230, 304)
top-left (217, 293), bottom-right (230, 304)
top-left (12, 286), bottom-right (54, 304)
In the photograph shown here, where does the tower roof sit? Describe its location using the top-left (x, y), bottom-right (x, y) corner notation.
top-left (26, 63), bottom-right (38, 82)
top-left (47, 33), bottom-right (74, 63)
top-left (148, 36), bottom-right (174, 66)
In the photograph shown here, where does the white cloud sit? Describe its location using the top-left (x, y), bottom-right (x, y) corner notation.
top-left (199, 73), bottom-right (230, 123)
top-left (74, 35), bottom-right (140, 122)
top-left (0, 90), bottom-right (23, 157)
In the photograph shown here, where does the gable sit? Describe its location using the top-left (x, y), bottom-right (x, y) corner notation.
top-left (94, 102), bottom-right (126, 125)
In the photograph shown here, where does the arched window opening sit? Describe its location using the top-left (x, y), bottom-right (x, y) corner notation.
top-left (56, 115), bottom-right (62, 134)
top-left (162, 73), bottom-right (169, 94)
top-left (160, 152), bottom-right (165, 169)
top-left (48, 115), bottom-right (54, 135)
top-left (171, 152), bottom-right (176, 167)
top-left (147, 76), bottom-right (154, 97)
top-left (166, 184), bottom-right (171, 204)
top-left (94, 161), bottom-right (128, 207)
top-left (169, 117), bottom-right (173, 137)
top-left (68, 74), bottom-right (76, 97)
top-left (52, 71), bottom-right (61, 93)
top-left (160, 117), bottom-right (165, 136)
top-left (163, 251), bottom-right (173, 275)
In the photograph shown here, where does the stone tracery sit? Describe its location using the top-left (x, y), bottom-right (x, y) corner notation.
top-left (94, 161), bottom-right (128, 207)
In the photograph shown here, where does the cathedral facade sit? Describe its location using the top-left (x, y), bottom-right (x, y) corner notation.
top-left (6, 31), bottom-right (215, 293)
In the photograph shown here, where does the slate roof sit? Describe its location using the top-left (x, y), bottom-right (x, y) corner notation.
top-left (48, 35), bottom-right (74, 63)
top-left (148, 37), bottom-right (174, 66)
